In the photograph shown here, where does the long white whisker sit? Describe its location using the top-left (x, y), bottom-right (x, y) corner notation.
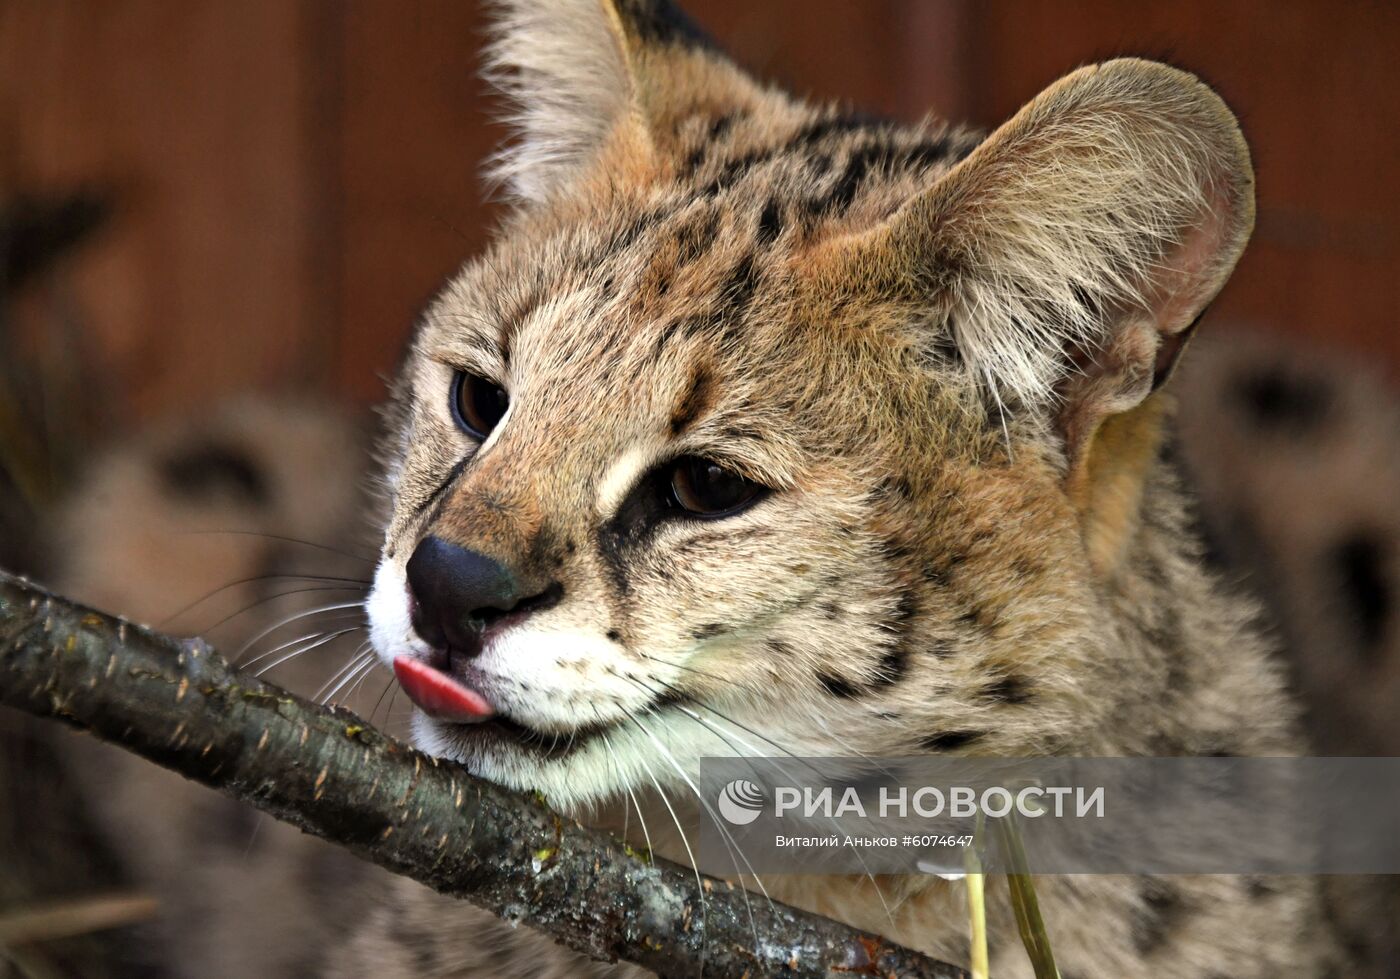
top-left (599, 728), bottom-right (653, 861)
top-left (619, 681), bottom-right (775, 906)
top-left (322, 652), bottom-right (378, 705)
top-left (160, 575), bottom-right (369, 629)
top-left (620, 714), bottom-right (707, 906)
top-left (593, 719), bottom-right (630, 841)
top-left (249, 625), bottom-right (362, 676)
top-left (641, 673), bottom-right (819, 775)
top-left (323, 658), bottom-right (375, 707)
top-left (694, 704), bottom-right (895, 926)
top-left (622, 707), bottom-right (770, 966)
top-left (807, 710), bottom-right (902, 778)
top-left (368, 675), bottom-right (397, 727)
top-left (648, 671), bottom-right (901, 784)
top-left (242, 621), bottom-right (355, 672)
top-left (344, 650), bottom-right (386, 704)
top-left (181, 528), bottom-right (375, 563)
top-left (631, 674), bottom-right (895, 928)
top-left (638, 651), bottom-right (773, 701)
top-left (314, 647), bottom-right (374, 702)
top-left (196, 587), bottom-right (366, 637)
top-left (231, 601), bottom-right (366, 662)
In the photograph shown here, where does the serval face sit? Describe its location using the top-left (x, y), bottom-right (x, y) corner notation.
top-left (367, 0), bottom-right (1255, 810)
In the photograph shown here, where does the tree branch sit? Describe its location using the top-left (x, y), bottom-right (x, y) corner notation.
top-left (0, 570), bottom-right (967, 979)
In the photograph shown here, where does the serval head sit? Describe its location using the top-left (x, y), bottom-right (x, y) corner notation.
top-left (367, 0), bottom-right (1255, 809)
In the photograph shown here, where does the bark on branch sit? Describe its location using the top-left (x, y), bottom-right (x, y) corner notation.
top-left (0, 570), bottom-right (967, 979)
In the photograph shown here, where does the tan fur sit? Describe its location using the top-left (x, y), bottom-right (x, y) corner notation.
top-left (27, 332), bottom-right (1399, 975)
top-left (351, 2), bottom-right (1342, 976)
top-left (1069, 395), bottom-right (1170, 576)
top-left (14, 3), bottom-right (1374, 977)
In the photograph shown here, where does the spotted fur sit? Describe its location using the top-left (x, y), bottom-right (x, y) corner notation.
top-left (14, 2), bottom-right (1394, 976)
top-left (355, 1), bottom-right (1337, 976)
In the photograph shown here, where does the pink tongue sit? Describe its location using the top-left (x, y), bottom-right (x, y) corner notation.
top-left (393, 655), bottom-right (495, 723)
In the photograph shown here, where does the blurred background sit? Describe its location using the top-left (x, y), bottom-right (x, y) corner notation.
top-left (1, 2), bottom-right (1399, 977)
top-left (2, 1), bottom-right (1397, 426)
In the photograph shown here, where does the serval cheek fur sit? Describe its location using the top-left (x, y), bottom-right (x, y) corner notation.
top-left (356, 0), bottom-right (1351, 975)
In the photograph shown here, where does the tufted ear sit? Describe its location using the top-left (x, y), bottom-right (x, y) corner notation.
top-left (484, 0), bottom-right (768, 202)
top-left (818, 59), bottom-right (1254, 465)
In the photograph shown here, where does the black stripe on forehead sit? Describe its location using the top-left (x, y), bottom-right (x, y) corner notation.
top-left (682, 111), bottom-right (745, 175)
top-left (496, 212), bottom-right (671, 357)
top-left (674, 207), bottom-right (721, 264)
top-left (411, 455), bottom-right (470, 526)
top-left (706, 112), bottom-right (740, 141)
top-left (791, 113), bottom-right (881, 145)
top-left (575, 202), bottom-right (679, 272)
top-left (688, 117), bottom-right (979, 227)
top-left (669, 364), bottom-right (714, 436)
top-left (690, 113), bottom-right (879, 199)
top-left (717, 252), bottom-right (762, 331)
top-left (644, 251), bottom-right (764, 366)
top-left (806, 132), bottom-right (969, 216)
top-left (756, 198), bottom-right (785, 244)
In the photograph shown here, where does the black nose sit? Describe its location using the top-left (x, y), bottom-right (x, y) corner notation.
top-left (405, 536), bottom-right (561, 655)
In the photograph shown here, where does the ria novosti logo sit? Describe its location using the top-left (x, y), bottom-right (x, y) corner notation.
top-left (717, 779), bottom-right (767, 825)
top-left (716, 776), bottom-right (1106, 826)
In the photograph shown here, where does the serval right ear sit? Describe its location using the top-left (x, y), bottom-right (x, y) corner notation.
top-left (815, 59), bottom-right (1254, 430)
top-left (807, 59), bottom-right (1254, 573)
top-left (484, 0), bottom-right (773, 203)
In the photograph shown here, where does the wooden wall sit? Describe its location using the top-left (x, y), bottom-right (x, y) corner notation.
top-left (2, 1), bottom-right (1395, 425)
top-left (1, 1), bottom-right (326, 418)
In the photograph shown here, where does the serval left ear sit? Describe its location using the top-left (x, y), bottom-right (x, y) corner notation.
top-left (484, 0), bottom-right (773, 203)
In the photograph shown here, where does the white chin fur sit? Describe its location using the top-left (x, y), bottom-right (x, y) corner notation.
top-left (470, 626), bottom-right (657, 731)
top-left (370, 553), bottom-right (767, 811)
top-left (413, 705), bottom-right (740, 813)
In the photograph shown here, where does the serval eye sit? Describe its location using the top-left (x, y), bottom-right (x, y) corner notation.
top-left (668, 456), bottom-right (765, 517)
top-left (451, 371), bottom-right (509, 439)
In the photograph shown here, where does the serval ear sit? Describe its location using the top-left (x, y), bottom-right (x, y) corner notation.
top-left (484, 0), bottom-right (769, 203)
top-left (816, 59), bottom-right (1255, 460)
